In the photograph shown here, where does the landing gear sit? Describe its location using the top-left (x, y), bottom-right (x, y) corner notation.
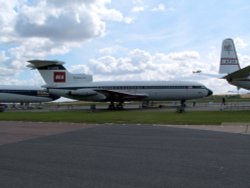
top-left (116, 101), bottom-right (124, 110)
top-left (108, 101), bottom-right (115, 110)
top-left (0, 104), bottom-right (6, 112)
top-left (108, 101), bottom-right (124, 110)
top-left (141, 101), bottom-right (156, 108)
top-left (176, 100), bottom-right (186, 113)
top-left (141, 100), bottom-right (150, 108)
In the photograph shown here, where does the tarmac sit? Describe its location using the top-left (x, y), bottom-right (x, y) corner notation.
top-left (0, 121), bottom-right (250, 188)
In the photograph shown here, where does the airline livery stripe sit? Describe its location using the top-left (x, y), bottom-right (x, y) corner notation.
top-left (220, 58), bottom-right (238, 65)
top-left (49, 85), bottom-right (206, 90)
top-left (37, 65), bottom-right (66, 70)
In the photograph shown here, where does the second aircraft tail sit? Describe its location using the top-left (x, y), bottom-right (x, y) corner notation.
top-left (219, 38), bottom-right (241, 74)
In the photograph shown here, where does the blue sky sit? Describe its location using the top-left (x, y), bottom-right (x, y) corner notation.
top-left (1, 0), bottom-right (250, 94)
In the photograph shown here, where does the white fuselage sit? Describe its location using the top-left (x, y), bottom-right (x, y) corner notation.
top-left (0, 85), bottom-right (60, 103)
top-left (47, 81), bottom-right (212, 102)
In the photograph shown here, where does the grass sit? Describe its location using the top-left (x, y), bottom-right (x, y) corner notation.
top-left (0, 110), bottom-right (250, 125)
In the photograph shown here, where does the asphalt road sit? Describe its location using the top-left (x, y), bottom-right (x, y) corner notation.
top-left (0, 124), bottom-right (249, 188)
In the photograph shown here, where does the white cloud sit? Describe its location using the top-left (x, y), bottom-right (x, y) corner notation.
top-left (48, 0), bottom-right (95, 6)
top-left (0, 0), bottom-right (19, 42)
top-left (10, 38), bottom-right (69, 58)
top-left (0, 0), bottom-right (129, 84)
top-left (231, 38), bottom-right (250, 68)
top-left (98, 45), bottom-right (129, 56)
top-left (234, 37), bottom-right (248, 49)
top-left (69, 64), bottom-right (92, 75)
top-left (99, 47), bottom-right (116, 55)
top-left (1, 0), bottom-right (127, 46)
top-left (131, 6), bottom-right (145, 13)
top-left (88, 55), bottom-right (142, 76)
top-left (151, 3), bottom-right (165, 12)
top-left (71, 49), bottom-right (202, 81)
top-left (167, 51), bottom-right (200, 61)
top-left (123, 17), bottom-right (135, 24)
top-left (0, 51), bottom-right (8, 62)
top-left (132, 0), bottom-right (143, 5)
top-left (0, 66), bottom-right (14, 76)
top-left (15, 4), bottom-right (106, 42)
top-left (238, 54), bottom-right (250, 68)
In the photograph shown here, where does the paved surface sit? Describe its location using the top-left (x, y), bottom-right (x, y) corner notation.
top-left (158, 123), bottom-right (250, 135)
top-left (0, 123), bottom-right (249, 188)
top-left (0, 121), bottom-right (95, 145)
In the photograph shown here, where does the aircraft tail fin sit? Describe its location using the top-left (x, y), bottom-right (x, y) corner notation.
top-left (219, 38), bottom-right (241, 74)
top-left (27, 60), bottom-right (93, 87)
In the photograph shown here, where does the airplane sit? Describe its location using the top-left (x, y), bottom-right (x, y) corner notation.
top-left (0, 85), bottom-right (60, 110)
top-left (219, 38), bottom-right (250, 90)
top-left (27, 60), bottom-right (213, 110)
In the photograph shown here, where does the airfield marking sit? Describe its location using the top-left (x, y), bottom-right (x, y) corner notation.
top-left (154, 124), bottom-right (250, 135)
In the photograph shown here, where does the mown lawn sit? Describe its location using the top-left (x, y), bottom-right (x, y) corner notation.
top-left (0, 110), bottom-right (250, 125)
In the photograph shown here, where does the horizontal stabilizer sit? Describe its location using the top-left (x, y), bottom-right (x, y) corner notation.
top-left (223, 65), bottom-right (250, 80)
top-left (193, 71), bottom-right (224, 78)
top-left (27, 60), bottom-right (65, 69)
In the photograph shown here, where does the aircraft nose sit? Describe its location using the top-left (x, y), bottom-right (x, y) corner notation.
top-left (207, 88), bottom-right (213, 96)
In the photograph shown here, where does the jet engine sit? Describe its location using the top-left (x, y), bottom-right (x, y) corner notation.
top-left (68, 89), bottom-right (97, 96)
top-left (49, 88), bottom-right (97, 97)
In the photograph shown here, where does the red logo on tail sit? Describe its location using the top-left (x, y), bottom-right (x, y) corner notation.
top-left (54, 72), bottom-right (66, 82)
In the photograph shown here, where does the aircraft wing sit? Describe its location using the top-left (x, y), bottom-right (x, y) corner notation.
top-left (223, 65), bottom-right (250, 80)
top-left (96, 89), bottom-right (148, 101)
